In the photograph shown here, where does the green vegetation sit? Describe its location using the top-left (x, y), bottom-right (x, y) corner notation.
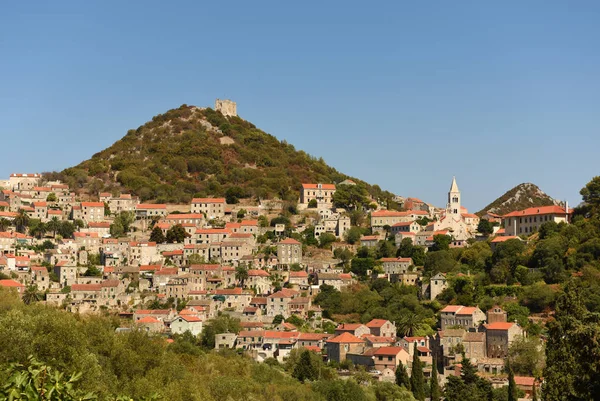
top-left (0, 290), bottom-right (418, 401)
top-left (54, 105), bottom-right (394, 204)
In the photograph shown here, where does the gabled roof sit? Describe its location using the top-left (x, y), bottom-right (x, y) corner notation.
top-left (301, 183), bottom-right (335, 190)
top-left (373, 346), bottom-right (407, 356)
top-left (137, 316), bottom-right (161, 324)
top-left (278, 238), bottom-right (300, 245)
top-left (503, 205), bottom-right (571, 218)
top-left (484, 322), bottom-right (517, 330)
top-left (191, 197), bottom-right (226, 203)
top-left (366, 319), bottom-right (389, 328)
top-left (0, 279), bottom-right (25, 288)
top-left (327, 332), bottom-right (365, 344)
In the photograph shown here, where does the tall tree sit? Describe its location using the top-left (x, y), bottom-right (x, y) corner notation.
top-left (292, 350), bottom-right (319, 383)
top-left (235, 264), bottom-right (249, 287)
top-left (395, 360), bottom-right (410, 390)
top-left (543, 282), bottom-right (600, 400)
top-left (430, 357), bottom-right (441, 401)
top-left (507, 360), bottom-right (518, 401)
top-left (410, 343), bottom-right (425, 401)
top-left (47, 216), bottom-right (61, 238)
top-left (14, 209), bottom-right (30, 233)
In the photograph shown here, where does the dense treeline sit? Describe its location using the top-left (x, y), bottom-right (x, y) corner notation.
top-left (52, 105), bottom-right (395, 204)
top-left (0, 289), bottom-right (417, 401)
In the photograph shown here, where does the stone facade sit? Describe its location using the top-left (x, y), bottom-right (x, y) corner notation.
top-left (215, 99), bottom-right (237, 117)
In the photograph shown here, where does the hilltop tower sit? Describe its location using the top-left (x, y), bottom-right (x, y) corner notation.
top-left (447, 176), bottom-right (461, 217)
top-left (215, 99), bottom-right (237, 117)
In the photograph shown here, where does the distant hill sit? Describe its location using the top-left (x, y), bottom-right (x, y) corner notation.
top-left (54, 104), bottom-right (393, 204)
top-left (477, 183), bottom-right (560, 216)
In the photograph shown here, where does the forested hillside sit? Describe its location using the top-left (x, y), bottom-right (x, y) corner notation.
top-left (54, 105), bottom-right (394, 204)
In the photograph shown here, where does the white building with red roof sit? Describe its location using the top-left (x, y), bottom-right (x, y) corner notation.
top-left (502, 205), bottom-right (572, 236)
top-left (300, 183), bottom-right (336, 207)
top-left (440, 305), bottom-right (486, 330)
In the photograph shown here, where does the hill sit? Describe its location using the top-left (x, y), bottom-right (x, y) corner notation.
top-left (54, 104), bottom-right (394, 204)
top-left (477, 182), bottom-right (560, 216)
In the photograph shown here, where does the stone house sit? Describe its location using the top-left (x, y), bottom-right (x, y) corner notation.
top-left (80, 202), bottom-right (105, 223)
top-left (190, 198), bottom-right (226, 220)
top-left (373, 346), bottom-right (411, 373)
top-left (335, 323), bottom-right (370, 337)
top-left (440, 305), bottom-right (486, 330)
top-left (246, 269), bottom-right (271, 295)
top-left (326, 332), bottom-right (365, 363)
top-left (300, 183), bottom-right (336, 206)
top-left (366, 319), bottom-right (397, 338)
top-left (277, 238), bottom-right (302, 266)
top-left (484, 322), bottom-right (524, 358)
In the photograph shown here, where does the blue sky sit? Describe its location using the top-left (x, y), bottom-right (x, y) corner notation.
top-left (1, 1), bottom-right (598, 211)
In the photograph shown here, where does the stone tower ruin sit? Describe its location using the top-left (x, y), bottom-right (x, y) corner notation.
top-left (215, 99), bottom-right (237, 117)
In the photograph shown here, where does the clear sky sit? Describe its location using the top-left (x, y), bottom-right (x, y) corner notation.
top-left (1, 1), bottom-right (598, 211)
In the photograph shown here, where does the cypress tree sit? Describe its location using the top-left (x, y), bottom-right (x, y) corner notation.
top-left (430, 356), bottom-right (441, 401)
top-left (531, 378), bottom-right (538, 401)
top-left (395, 360), bottom-right (410, 389)
top-left (410, 343), bottom-right (425, 401)
top-left (507, 359), bottom-right (518, 401)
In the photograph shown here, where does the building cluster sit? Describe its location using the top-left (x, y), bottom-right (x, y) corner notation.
top-left (0, 173), bottom-right (559, 396)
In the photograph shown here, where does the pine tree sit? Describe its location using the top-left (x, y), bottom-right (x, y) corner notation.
top-left (507, 360), bottom-right (518, 401)
top-left (430, 357), bottom-right (441, 401)
top-left (410, 343), bottom-right (425, 401)
top-left (395, 360), bottom-right (410, 390)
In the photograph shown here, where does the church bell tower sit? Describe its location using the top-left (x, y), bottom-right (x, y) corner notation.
top-left (447, 176), bottom-right (461, 217)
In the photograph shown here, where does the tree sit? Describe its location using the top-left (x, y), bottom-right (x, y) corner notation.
top-left (345, 226), bottom-right (362, 245)
top-left (542, 283), bottom-right (600, 400)
top-left (47, 216), bottom-right (61, 238)
top-left (187, 253), bottom-right (205, 265)
top-left (430, 357), bottom-right (441, 401)
top-left (114, 211), bottom-right (135, 233)
top-left (149, 226), bottom-right (166, 243)
top-left (507, 360), bottom-right (518, 401)
top-left (236, 209), bottom-right (246, 218)
top-left (508, 336), bottom-right (545, 377)
top-left (444, 355), bottom-right (493, 401)
top-left (308, 199), bottom-right (318, 208)
top-left (395, 360), bottom-right (410, 389)
top-left (580, 176), bottom-right (600, 214)
top-left (0, 357), bottom-right (96, 401)
top-left (332, 184), bottom-right (369, 211)
top-left (46, 192), bottom-right (57, 202)
top-left (319, 232), bottom-right (337, 248)
top-left (477, 219), bottom-right (494, 236)
top-left (28, 219), bottom-right (47, 239)
top-left (225, 186), bottom-right (246, 204)
top-left (14, 209), bottom-right (30, 233)
top-left (57, 221), bottom-right (75, 238)
top-left (200, 314), bottom-right (241, 348)
top-left (410, 343), bottom-right (425, 401)
top-left (110, 220), bottom-right (125, 238)
top-left (22, 285), bottom-right (43, 305)
top-left (166, 224), bottom-right (187, 243)
top-left (292, 350), bottom-right (319, 382)
top-left (431, 234), bottom-right (451, 251)
top-left (236, 264), bottom-right (249, 287)
top-left (0, 218), bottom-right (10, 232)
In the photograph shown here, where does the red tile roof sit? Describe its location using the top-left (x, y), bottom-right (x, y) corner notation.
top-left (373, 346), bottom-right (406, 356)
top-left (279, 238), bottom-right (300, 245)
top-left (327, 332), bottom-right (365, 344)
top-left (503, 205), bottom-right (571, 218)
top-left (484, 322), bottom-right (516, 330)
top-left (192, 198), bottom-right (226, 203)
top-left (81, 202), bottom-right (104, 207)
top-left (301, 183), bottom-right (336, 190)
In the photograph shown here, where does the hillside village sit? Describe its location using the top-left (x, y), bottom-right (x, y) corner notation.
top-left (0, 151), bottom-right (575, 399)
